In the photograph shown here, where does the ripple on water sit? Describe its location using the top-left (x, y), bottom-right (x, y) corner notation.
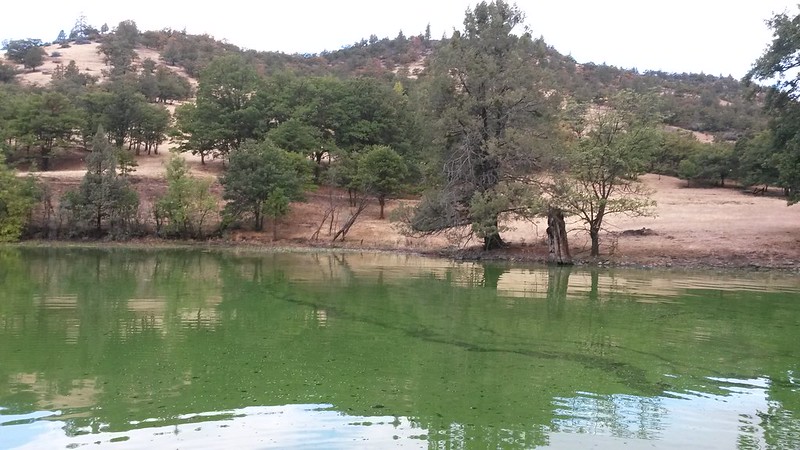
top-left (0, 404), bottom-right (427, 450)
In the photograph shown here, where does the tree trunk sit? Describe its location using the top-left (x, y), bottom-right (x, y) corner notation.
top-left (254, 206), bottom-right (263, 231)
top-left (546, 207), bottom-right (572, 265)
top-left (590, 227), bottom-right (600, 257)
top-left (483, 219), bottom-right (504, 250)
top-left (378, 196), bottom-right (385, 219)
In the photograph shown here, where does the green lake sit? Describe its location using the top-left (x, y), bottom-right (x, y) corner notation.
top-left (1, 247), bottom-right (799, 449)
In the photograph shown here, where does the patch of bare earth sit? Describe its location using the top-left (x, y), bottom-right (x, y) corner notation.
top-left (227, 174), bottom-right (800, 270)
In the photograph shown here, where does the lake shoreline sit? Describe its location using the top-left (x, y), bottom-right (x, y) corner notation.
top-left (7, 237), bottom-right (800, 273)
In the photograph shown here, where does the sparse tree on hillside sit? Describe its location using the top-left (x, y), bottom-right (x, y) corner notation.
top-left (51, 60), bottom-right (99, 96)
top-left (22, 46), bottom-right (46, 71)
top-left (3, 39), bottom-right (43, 64)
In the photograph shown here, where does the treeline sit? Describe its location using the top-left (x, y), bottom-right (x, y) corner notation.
top-left (0, 4), bottom-right (793, 256)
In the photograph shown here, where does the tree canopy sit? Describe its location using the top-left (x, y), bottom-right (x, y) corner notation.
top-left (410, 0), bottom-right (558, 249)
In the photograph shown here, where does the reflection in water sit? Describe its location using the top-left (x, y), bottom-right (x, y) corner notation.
top-left (2, 405), bottom-right (427, 449)
top-left (0, 248), bottom-right (799, 449)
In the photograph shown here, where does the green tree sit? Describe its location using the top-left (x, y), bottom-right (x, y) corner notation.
top-left (734, 130), bottom-right (781, 192)
top-left (746, 9), bottom-right (800, 203)
top-left (0, 61), bottom-right (17, 83)
top-left (677, 142), bottom-right (735, 187)
top-left (22, 46), bottom-right (46, 71)
top-left (264, 188), bottom-right (290, 239)
top-left (220, 140), bottom-right (311, 231)
top-left (103, 77), bottom-right (148, 146)
top-left (175, 54), bottom-right (260, 161)
top-left (61, 126), bottom-right (139, 235)
top-left (3, 39), bottom-right (43, 63)
top-left (154, 153), bottom-right (217, 238)
top-left (99, 20), bottom-right (140, 76)
top-left (551, 92), bottom-right (658, 257)
top-left (0, 156), bottom-right (38, 241)
top-left (12, 91), bottom-right (82, 170)
top-left (411, 1), bottom-right (557, 250)
top-left (51, 60), bottom-right (99, 97)
top-left (154, 65), bottom-right (192, 103)
top-left (357, 145), bottom-right (407, 219)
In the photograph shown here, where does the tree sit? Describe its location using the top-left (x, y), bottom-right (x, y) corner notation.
top-left (746, 9), bottom-right (800, 203)
top-left (69, 15), bottom-right (98, 41)
top-left (61, 126), bottom-right (139, 235)
top-left (154, 65), bottom-right (192, 103)
top-left (22, 46), bottom-right (46, 71)
top-left (411, 1), bottom-right (557, 250)
top-left (357, 145), bottom-right (407, 219)
top-left (677, 142), bottom-right (735, 187)
top-left (734, 130), bottom-right (781, 192)
top-left (3, 39), bottom-right (43, 63)
top-left (220, 140), bottom-right (311, 231)
top-left (12, 91), bottom-right (82, 170)
top-left (175, 54), bottom-right (260, 161)
top-left (264, 188), bottom-right (290, 240)
top-left (103, 77), bottom-right (148, 146)
top-left (0, 156), bottom-right (38, 241)
top-left (154, 153), bottom-right (217, 238)
top-left (51, 60), bottom-right (99, 97)
top-left (551, 92), bottom-right (658, 257)
top-left (0, 61), bottom-right (17, 83)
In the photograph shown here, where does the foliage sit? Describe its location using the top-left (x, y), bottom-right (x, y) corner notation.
top-left (264, 188), bottom-right (290, 239)
top-left (0, 61), bottom-right (17, 83)
top-left (677, 142), bottom-right (735, 186)
top-left (220, 140), bottom-right (312, 231)
top-left (733, 130), bottom-right (781, 190)
top-left (746, 9), bottom-right (800, 203)
top-left (69, 15), bottom-right (99, 41)
top-left (155, 153), bottom-right (217, 238)
top-left (411, 0), bottom-right (558, 249)
top-left (22, 46), bottom-right (46, 71)
top-left (356, 145), bottom-right (407, 219)
top-left (3, 39), bottom-right (43, 64)
top-left (551, 91), bottom-right (658, 257)
top-left (51, 60), bottom-right (99, 96)
top-left (175, 54), bottom-right (260, 161)
top-left (0, 157), bottom-right (38, 241)
top-left (99, 20), bottom-right (140, 76)
top-left (61, 127), bottom-right (139, 236)
top-left (9, 91), bottom-right (83, 170)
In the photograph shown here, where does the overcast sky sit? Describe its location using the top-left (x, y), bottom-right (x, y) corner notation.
top-left (2, 0), bottom-right (795, 78)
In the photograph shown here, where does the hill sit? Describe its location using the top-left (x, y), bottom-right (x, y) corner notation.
top-left (1, 15), bottom-right (795, 269)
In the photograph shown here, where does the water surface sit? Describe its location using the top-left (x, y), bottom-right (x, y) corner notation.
top-left (1, 248), bottom-right (799, 449)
